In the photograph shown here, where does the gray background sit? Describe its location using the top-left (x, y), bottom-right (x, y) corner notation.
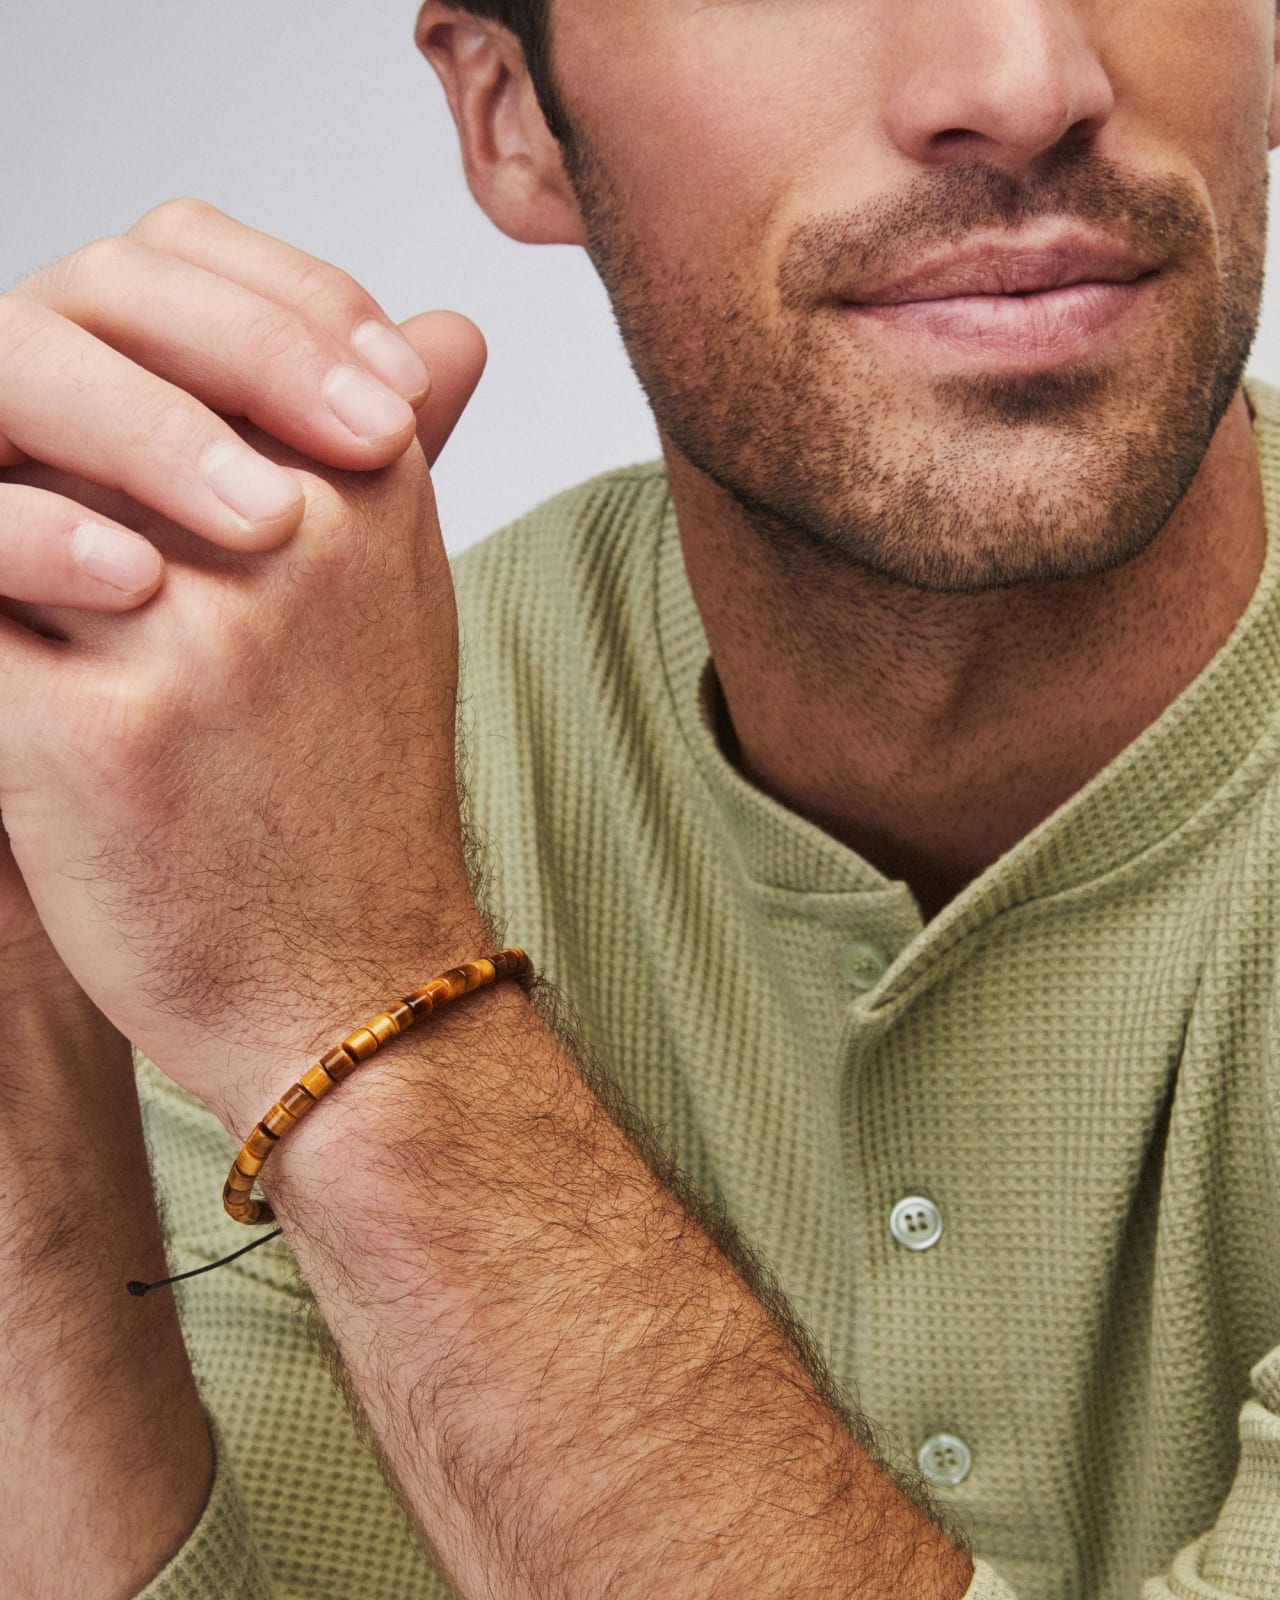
top-left (4, 2), bottom-right (1278, 554)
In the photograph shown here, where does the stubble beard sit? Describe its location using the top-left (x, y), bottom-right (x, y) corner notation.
top-left (565, 139), bottom-right (1268, 597)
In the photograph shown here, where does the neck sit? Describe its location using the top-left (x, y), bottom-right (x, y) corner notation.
top-left (667, 390), bottom-right (1267, 923)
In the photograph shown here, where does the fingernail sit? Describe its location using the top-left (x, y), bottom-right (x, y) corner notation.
top-left (72, 521), bottom-right (163, 594)
top-left (202, 441), bottom-right (303, 526)
top-left (323, 364), bottom-right (415, 442)
top-left (351, 320), bottom-right (431, 401)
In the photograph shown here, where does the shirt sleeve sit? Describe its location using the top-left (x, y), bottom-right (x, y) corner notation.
top-left (1138, 1345), bottom-right (1280, 1600)
top-left (120, 1325), bottom-right (1280, 1600)
top-left (133, 1408), bottom-right (276, 1600)
top-left (924, 1344), bottom-right (1280, 1600)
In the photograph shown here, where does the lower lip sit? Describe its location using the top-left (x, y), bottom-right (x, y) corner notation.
top-left (845, 278), bottom-right (1157, 372)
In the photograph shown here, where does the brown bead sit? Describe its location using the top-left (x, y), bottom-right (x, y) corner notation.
top-left (245, 1126), bottom-right (277, 1160)
top-left (341, 1027), bottom-right (381, 1062)
top-left (281, 1082), bottom-right (317, 1116)
top-left (300, 1063), bottom-right (336, 1100)
top-left (318, 1045), bottom-right (358, 1081)
top-left (224, 1189), bottom-right (275, 1226)
top-left (386, 1001), bottom-right (415, 1031)
top-left (404, 989), bottom-right (435, 1020)
top-left (367, 1011), bottom-right (402, 1047)
top-left (263, 1102), bottom-right (299, 1138)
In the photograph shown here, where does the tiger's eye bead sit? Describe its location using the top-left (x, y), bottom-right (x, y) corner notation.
top-left (226, 1193), bottom-right (274, 1226)
top-left (245, 1126), bottom-right (278, 1160)
top-left (263, 1104), bottom-right (297, 1138)
top-left (341, 1027), bottom-right (381, 1062)
top-left (387, 1001), bottom-right (415, 1031)
top-left (283, 1082), bottom-right (317, 1114)
top-left (300, 1063), bottom-right (336, 1100)
top-left (318, 1045), bottom-right (359, 1082)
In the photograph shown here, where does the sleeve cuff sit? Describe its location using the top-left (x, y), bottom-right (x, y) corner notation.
top-left (960, 1558), bottom-right (1020, 1598)
top-left (1140, 1346), bottom-right (1280, 1598)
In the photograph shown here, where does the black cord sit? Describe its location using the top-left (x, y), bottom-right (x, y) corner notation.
top-left (126, 1228), bottom-right (284, 1296)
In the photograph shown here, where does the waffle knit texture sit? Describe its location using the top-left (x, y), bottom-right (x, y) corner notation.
top-left (134, 377), bottom-right (1280, 1600)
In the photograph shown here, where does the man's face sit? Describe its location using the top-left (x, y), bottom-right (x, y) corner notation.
top-left (546, 0), bottom-right (1277, 593)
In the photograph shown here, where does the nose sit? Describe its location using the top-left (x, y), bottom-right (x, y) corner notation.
top-left (883, 0), bottom-right (1116, 172)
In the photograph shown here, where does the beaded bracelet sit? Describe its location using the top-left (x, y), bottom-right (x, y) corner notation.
top-left (126, 948), bottom-right (531, 1297)
top-left (225, 947), bottom-right (532, 1225)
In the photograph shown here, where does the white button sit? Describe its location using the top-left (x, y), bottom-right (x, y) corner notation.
top-left (919, 1434), bottom-right (972, 1487)
top-left (838, 941), bottom-right (888, 990)
top-left (889, 1195), bottom-right (943, 1252)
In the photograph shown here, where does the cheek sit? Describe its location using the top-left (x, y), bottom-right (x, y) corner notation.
top-left (561, 12), bottom-right (877, 290)
top-left (1104, 0), bottom-right (1275, 169)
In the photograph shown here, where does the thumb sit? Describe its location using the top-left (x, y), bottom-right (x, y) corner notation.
top-left (398, 310), bottom-right (488, 467)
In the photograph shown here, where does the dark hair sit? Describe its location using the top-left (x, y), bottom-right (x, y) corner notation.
top-left (452, 1), bottom-right (571, 146)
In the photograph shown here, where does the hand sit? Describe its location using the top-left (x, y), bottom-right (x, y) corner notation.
top-left (0, 201), bottom-right (489, 1132)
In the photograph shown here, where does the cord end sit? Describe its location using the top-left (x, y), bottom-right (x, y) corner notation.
top-left (125, 1227), bottom-right (284, 1298)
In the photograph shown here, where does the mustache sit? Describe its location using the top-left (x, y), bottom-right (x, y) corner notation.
top-left (778, 150), bottom-right (1208, 306)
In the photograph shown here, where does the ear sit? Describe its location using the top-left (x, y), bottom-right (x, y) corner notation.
top-left (416, 3), bottom-right (587, 246)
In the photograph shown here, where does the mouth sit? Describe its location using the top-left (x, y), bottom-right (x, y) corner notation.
top-left (840, 229), bottom-right (1162, 371)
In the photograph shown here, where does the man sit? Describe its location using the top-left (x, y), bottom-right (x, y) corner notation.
top-left (0, 0), bottom-right (1276, 1595)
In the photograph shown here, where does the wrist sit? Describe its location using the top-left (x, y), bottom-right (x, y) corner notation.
top-left (255, 974), bottom-right (544, 1245)
top-left (0, 938), bottom-right (133, 1168)
top-left (202, 905), bottom-right (501, 1140)
top-left (235, 938), bottom-right (538, 1226)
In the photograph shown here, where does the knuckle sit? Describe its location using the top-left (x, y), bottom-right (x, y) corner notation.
top-left (81, 670), bottom-right (182, 789)
top-left (128, 196), bottom-right (221, 244)
top-left (117, 382), bottom-right (216, 473)
top-left (290, 252), bottom-right (379, 331)
top-left (238, 306), bottom-right (319, 379)
top-left (18, 234), bottom-right (138, 313)
top-left (292, 466), bottom-right (351, 546)
top-left (303, 446), bottom-right (435, 592)
top-left (63, 232), bottom-right (135, 291)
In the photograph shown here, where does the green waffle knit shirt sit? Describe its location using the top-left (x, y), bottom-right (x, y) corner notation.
top-left (135, 376), bottom-right (1280, 1600)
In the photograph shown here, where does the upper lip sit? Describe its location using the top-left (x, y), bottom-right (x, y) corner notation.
top-left (848, 229), bottom-right (1159, 305)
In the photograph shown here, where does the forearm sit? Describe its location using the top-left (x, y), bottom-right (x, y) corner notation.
top-left (260, 978), bottom-right (975, 1600)
top-left (0, 937), bottom-right (213, 1600)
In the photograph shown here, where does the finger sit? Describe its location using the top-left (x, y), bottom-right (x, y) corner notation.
top-left (0, 295), bottom-right (304, 553)
top-left (125, 200), bottom-right (433, 401)
top-left (0, 484), bottom-right (164, 610)
top-left (128, 197), bottom-right (440, 425)
top-left (397, 312), bottom-right (488, 467)
top-left (15, 233), bottom-right (421, 474)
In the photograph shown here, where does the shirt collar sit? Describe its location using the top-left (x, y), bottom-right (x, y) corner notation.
top-left (654, 378), bottom-right (1280, 983)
